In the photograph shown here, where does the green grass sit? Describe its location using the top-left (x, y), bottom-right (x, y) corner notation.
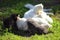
top-left (0, 16), bottom-right (60, 40)
top-left (0, 0), bottom-right (60, 40)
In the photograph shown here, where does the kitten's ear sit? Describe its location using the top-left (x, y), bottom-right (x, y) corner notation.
top-left (18, 15), bottom-right (20, 17)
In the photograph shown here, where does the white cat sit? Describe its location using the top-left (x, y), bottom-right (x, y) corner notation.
top-left (24, 4), bottom-right (53, 24)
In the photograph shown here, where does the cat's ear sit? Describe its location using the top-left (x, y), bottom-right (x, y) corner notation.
top-left (18, 15), bottom-right (20, 17)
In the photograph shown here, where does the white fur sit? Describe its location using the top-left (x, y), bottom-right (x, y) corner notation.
top-left (40, 12), bottom-right (53, 23)
top-left (31, 18), bottom-right (52, 28)
top-left (25, 3), bottom-right (34, 9)
top-left (33, 12), bottom-right (53, 23)
top-left (16, 16), bottom-right (52, 31)
top-left (16, 17), bottom-right (28, 30)
top-left (16, 18), bottom-right (52, 31)
top-left (23, 4), bottom-right (43, 18)
top-left (23, 4), bottom-right (53, 24)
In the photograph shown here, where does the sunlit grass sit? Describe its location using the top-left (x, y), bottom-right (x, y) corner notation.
top-left (0, 0), bottom-right (60, 40)
top-left (0, 14), bottom-right (60, 40)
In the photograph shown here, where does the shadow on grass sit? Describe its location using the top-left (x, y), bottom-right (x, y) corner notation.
top-left (11, 27), bottom-right (54, 37)
top-left (1, 21), bottom-right (54, 37)
top-left (1, 26), bottom-right (54, 37)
